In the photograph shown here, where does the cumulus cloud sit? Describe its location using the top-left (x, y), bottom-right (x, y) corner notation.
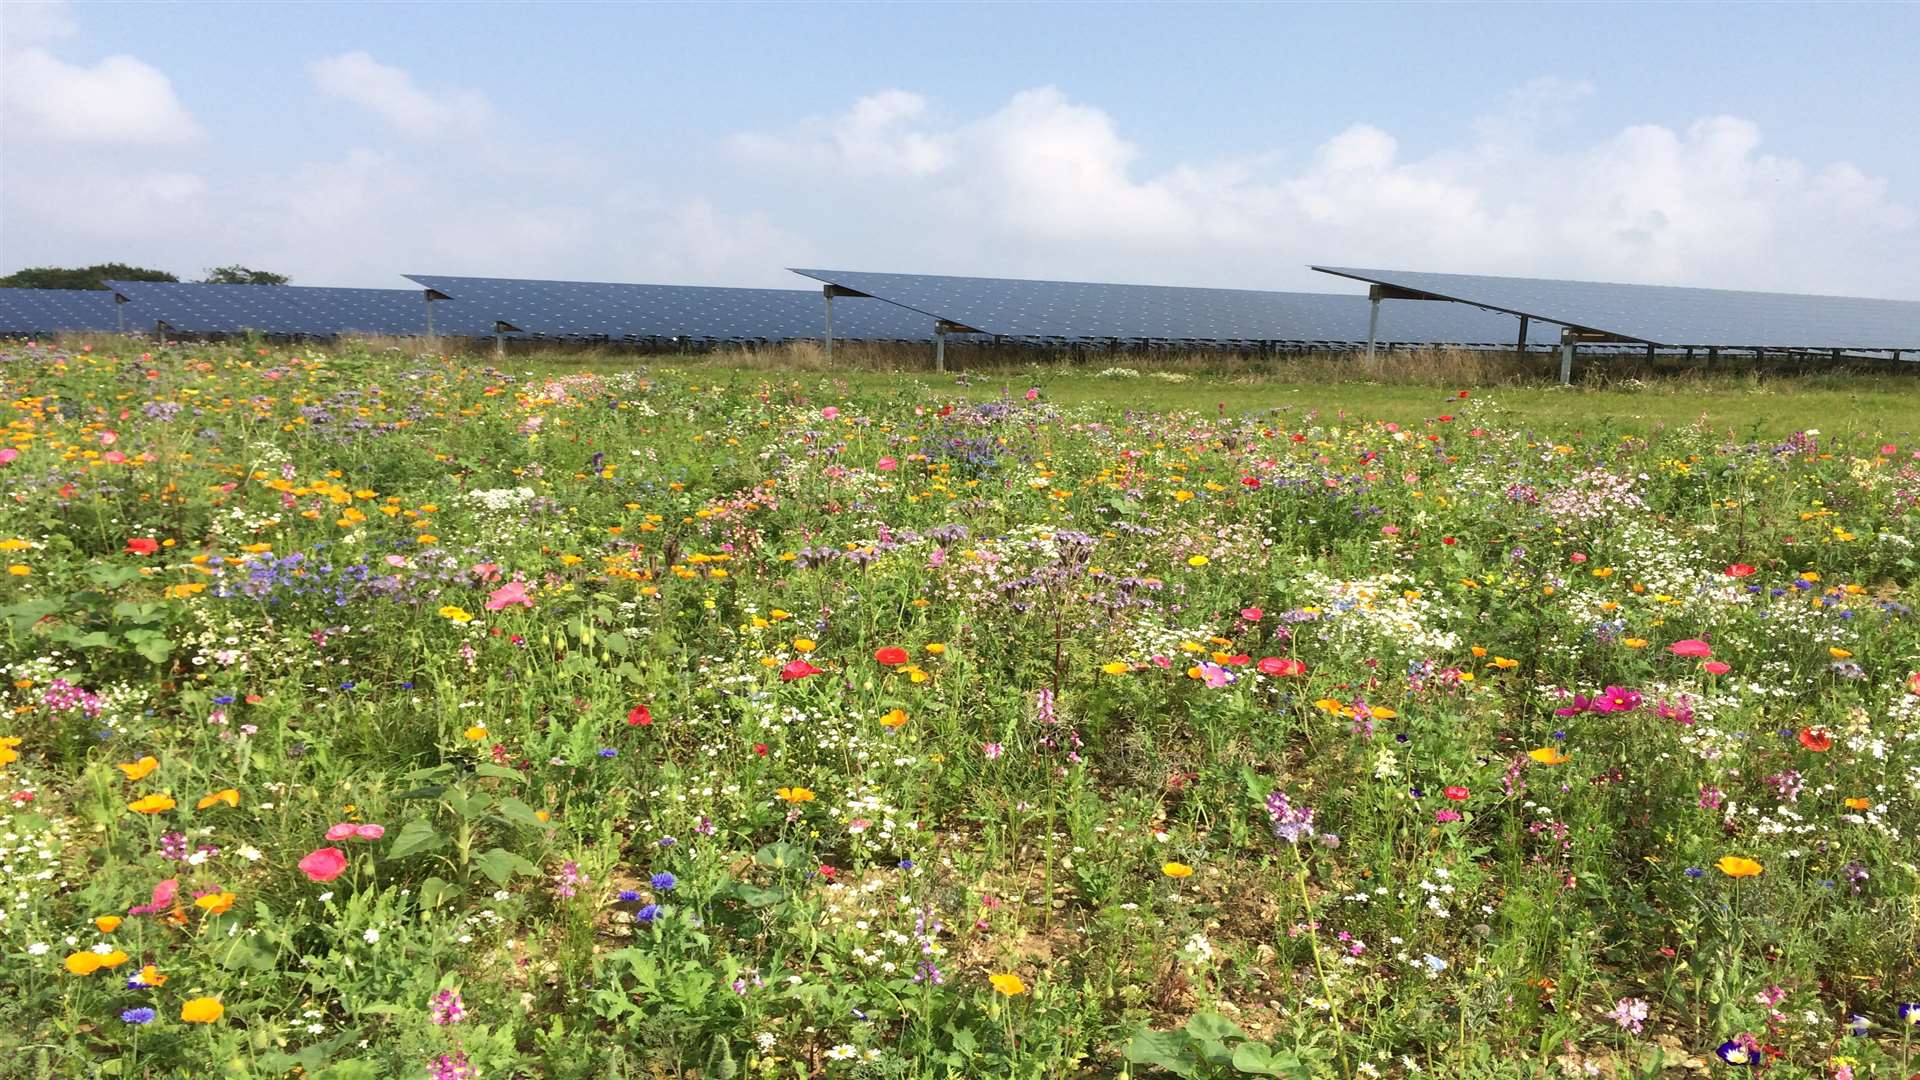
top-left (0, 39), bottom-right (203, 145)
top-left (730, 83), bottom-right (1917, 296)
top-left (309, 51), bottom-right (491, 138)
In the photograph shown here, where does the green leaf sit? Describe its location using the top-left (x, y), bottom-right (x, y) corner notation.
top-left (494, 796), bottom-right (548, 830)
top-left (1123, 1030), bottom-right (1199, 1078)
top-left (1185, 1011), bottom-right (1248, 1045)
top-left (471, 762), bottom-right (523, 782)
top-left (602, 632), bottom-right (630, 657)
top-left (733, 883), bottom-right (786, 908)
top-left (385, 817), bottom-right (444, 860)
top-left (753, 842), bottom-right (809, 870)
top-left (1230, 1042), bottom-right (1300, 1077)
top-left (420, 876), bottom-right (455, 910)
top-left (472, 846), bottom-right (539, 886)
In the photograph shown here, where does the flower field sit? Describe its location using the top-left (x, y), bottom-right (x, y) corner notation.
top-left (3, 341), bottom-right (1919, 1079)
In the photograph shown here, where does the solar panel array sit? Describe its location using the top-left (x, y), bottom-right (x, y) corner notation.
top-left (404, 274), bottom-right (932, 342)
top-left (103, 281), bottom-right (504, 338)
top-left (0, 288), bottom-right (128, 335)
top-left (787, 268), bottom-right (1559, 346)
top-left (1312, 266), bottom-right (1920, 350)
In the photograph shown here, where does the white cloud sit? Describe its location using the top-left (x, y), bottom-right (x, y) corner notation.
top-left (309, 51), bottom-right (491, 139)
top-left (1, 1), bottom-right (77, 48)
top-left (731, 84), bottom-right (1917, 296)
top-left (0, 45), bottom-right (202, 146)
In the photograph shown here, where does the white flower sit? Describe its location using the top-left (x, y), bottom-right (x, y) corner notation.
top-left (825, 1044), bottom-right (858, 1061)
top-left (362, 928), bottom-right (380, 944)
top-left (27, 942), bottom-right (49, 956)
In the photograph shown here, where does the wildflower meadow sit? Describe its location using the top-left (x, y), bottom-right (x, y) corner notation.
top-left (2, 341), bottom-right (1917, 1079)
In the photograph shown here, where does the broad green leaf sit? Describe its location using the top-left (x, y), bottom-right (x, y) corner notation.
top-left (386, 817), bottom-right (444, 860)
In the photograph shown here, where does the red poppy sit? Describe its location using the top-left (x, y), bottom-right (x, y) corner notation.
top-left (752, 742), bottom-right (768, 756)
top-left (124, 538), bottom-right (159, 556)
top-left (626, 705), bottom-right (653, 726)
top-left (1441, 537), bottom-right (1456, 546)
top-left (1257, 657), bottom-right (1307, 677)
top-left (1225, 653), bottom-right (1251, 667)
top-left (1797, 727), bottom-right (1832, 752)
top-left (780, 660), bottom-right (823, 682)
top-left (1241, 476), bottom-right (1261, 488)
top-left (1725, 563), bottom-right (1756, 578)
top-left (1443, 785), bottom-right (1470, 801)
top-left (873, 646), bottom-right (910, 666)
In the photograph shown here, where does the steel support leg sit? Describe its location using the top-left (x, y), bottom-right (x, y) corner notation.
top-left (823, 289), bottom-right (834, 361)
top-left (1365, 296), bottom-right (1380, 363)
top-left (1515, 314), bottom-right (1529, 355)
top-left (1559, 331), bottom-right (1576, 385)
top-left (934, 325), bottom-right (946, 373)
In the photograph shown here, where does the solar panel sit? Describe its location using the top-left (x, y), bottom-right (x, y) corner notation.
top-left (0, 288), bottom-right (127, 335)
top-left (101, 281), bottom-right (503, 338)
top-left (404, 274), bottom-right (933, 342)
top-left (788, 268), bottom-right (1557, 346)
top-left (1311, 266), bottom-right (1920, 350)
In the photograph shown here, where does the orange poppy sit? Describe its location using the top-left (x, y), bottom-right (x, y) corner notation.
top-left (1797, 727), bottom-right (1833, 752)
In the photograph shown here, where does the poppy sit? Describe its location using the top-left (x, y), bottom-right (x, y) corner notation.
top-left (1443, 786), bottom-right (1470, 801)
top-left (124, 538), bottom-right (159, 556)
top-left (1258, 657), bottom-right (1307, 677)
top-left (1668, 639), bottom-right (1713, 658)
top-left (1843, 797), bottom-right (1870, 811)
top-left (484, 581), bottom-right (534, 610)
top-left (1797, 727), bottom-right (1832, 752)
top-left (989, 973), bottom-right (1027, 996)
top-left (775, 787), bottom-right (816, 803)
top-left (878, 708), bottom-right (908, 728)
top-left (626, 705), bottom-right (653, 726)
top-left (1528, 747), bottom-right (1570, 766)
top-left (180, 998), bottom-right (224, 1024)
top-left (779, 660), bottom-right (823, 682)
top-left (1703, 661), bottom-right (1731, 675)
top-left (94, 915), bottom-right (122, 933)
top-left (196, 788), bottom-right (239, 809)
top-left (298, 847), bottom-right (350, 882)
top-left (194, 892), bottom-right (236, 915)
top-left (354, 823), bottom-right (385, 840)
top-left (1725, 564), bottom-right (1756, 578)
top-left (1161, 862), bottom-right (1194, 878)
top-left (873, 646), bottom-right (910, 666)
top-left (116, 756), bottom-right (159, 782)
top-left (1100, 661), bottom-right (1131, 675)
top-left (126, 793), bottom-right (176, 814)
top-left (1715, 856), bottom-right (1763, 878)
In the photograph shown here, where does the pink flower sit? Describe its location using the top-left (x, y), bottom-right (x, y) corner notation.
top-left (1669, 638), bottom-right (1712, 658)
top-left (354, 823), bottom-right (385, 840)
top-left (298, 847), bottom-right (349, 882)
top-left (982, 742), bottom-right (1004, 760)
top-left (325, 823), bottom-right (357, 841)
top-left (128, 878), bottom-right (180, 915)
top-left (103, 451), bottom-right (126, 464)
top-left (485, 581), bottom-right (533, 610)
top-left (1024, 388), bottom-right (1039, 401)
top-left (1240, 606), bottom-right (1264, 622)
top-left (469, 562), bottom-right (501, 581)
top-left (820, 406), bottom-right (839, 421)
top-left (0, 447), bottom-right (19, 465)
top-left (779, 659), bottom-right (823, 682)
top-left (876, 456), bottom-right (898, 471)
top-left (1257, 656), bottom-right (1306, 677)
top-left (1569, 552), bottom-right (1587, 564)
top-left (1703, 660), bottom-right (1731, 675)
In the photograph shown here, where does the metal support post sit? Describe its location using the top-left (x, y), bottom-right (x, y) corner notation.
top-left (822, 288), bottom-right (834, 361)
top-left (1645, 343), bottom-right (1655, 362)
top-left (934, 324), bottom-right (946, 373)
top-left (424, 292), bottom-right (435, 339)
top-left (494, 328), bottom-right (506, 360)
top-left (1558, 328), bottom-right (1576, 385)
top-left (1364, 293), bottom-right (1381, 363)
top-left (1515, 314), bottom-right (1529, 355)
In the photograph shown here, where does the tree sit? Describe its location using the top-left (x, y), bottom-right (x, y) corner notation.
top-left (199, 265), bottom-right (290, 286)
top-left (0, 263), bottom-right (178, 290)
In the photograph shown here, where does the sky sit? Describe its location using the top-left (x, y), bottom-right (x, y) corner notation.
top-left (3, 1), bottom-right (1918, 298)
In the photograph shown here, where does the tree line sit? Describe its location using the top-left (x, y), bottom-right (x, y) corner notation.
top-left (0, 264), bottom-right (290, 289)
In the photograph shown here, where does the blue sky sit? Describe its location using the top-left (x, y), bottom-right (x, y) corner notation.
top-left (4, 1), bottom-right (1917, 296)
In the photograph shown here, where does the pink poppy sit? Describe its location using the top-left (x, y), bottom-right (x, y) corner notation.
top-left (820, 406), bottom-right (839, 420)
top-left (780, 659), bottom-right (823, 682)
top-left (128, 878), bottom-right (180, 915)
top-left (1703, 661), bottom-right (1731, 675)
top-left (1443, 785), bottom-right (1471, 801)
top-left (1669, 639), bottom-right (1713, 658)
top-left (876, 456), bottom-right (898, 471)
top-left (485, 581), bottom-right (533, 610)
top-left (103, 451), bottom-right (126, 464)
top-left (354, 824), bottom-right (385, 840)
top-left (0, 447), bottom-right (19, 465)
top-left (1257, 657), bottom-right (1307, 677)
top-left (325, 823), bottom-right (357, 841)
top-left (298, 847), bottom-right (349, 882)
top-left (1241, 606), bottom-right (1264, 622)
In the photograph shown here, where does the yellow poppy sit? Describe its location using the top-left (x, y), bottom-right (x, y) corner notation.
top-left (135, 964), bottom-right (166, 987)
top-left (776, 787), bottom-right (816, 803)
top-left (463, 725), bottom-right (488, 741)
top-left (1100, 662), bottom-right (1131, 675)
top-left (0, 735), bottom-right (19, 767)
top-left (1715, 856), bottom-right (1763, 878)
top-left (925, 643), bottom-right (946, 655)
top-left (116, 756), bottom-right (159, 781)
top-left (878, 708), bottom-right (909, 729)
top-left (196, 788), bottom-right (240, 809)
top-left (180, 997), bottom-right (224, 1023)
top-left (1843, 797), bottom-right (1871, 811)
top-left (989, 973), bottom-right (1027, 996)
top-left (792, 638), bottom-right (817, 653)
top-left (1528, 747), bottom-right (1570, 766)
top-left (127, 793), bottom-right (176, 814)
top-left (194, 892), bottom-right (237, 915)
top-left (1186, 555), bottom-right (1209, 567)
top-left (438, 605), bottom-right (472, 622)
top-left (1161, 862), bottom-right (1194, 879)
top-left (65, 949), bottom-right (129, 975)
top-left (94, 915), bottom-right (122, 933)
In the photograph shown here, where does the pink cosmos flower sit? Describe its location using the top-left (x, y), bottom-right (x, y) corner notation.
top-left (0, 447), bottom-right (17, 465)
top-left (298, 847), bottom-right (349, 882)
top-left (485, 580), bottom-right (534, 610)
top-left (1669, 639), bottom-right (1713, 658)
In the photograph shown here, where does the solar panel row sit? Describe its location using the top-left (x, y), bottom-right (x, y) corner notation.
top-left (101, 281), bottom-right (505, 338)
top-left (0, 288), bottom-right (129, 335)
top-left (788, 267), bottom-right (1561, 345)
top-left (404, 274), bottom-right (933, 342)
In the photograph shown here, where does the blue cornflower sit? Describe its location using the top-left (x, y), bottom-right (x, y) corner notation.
top-left (340, 680), bottom-right (356, 691)
top-left (401, 681), bottom-right (415, 690)
top-left (1901, 1002), bottom-right (1920, 1025)
top-left (657, 836), bottom-right (677, 847)
top-left (212, 695), bottom-right (235, 704)
top-left (1684, 867), bottom-right (1704, 879)
top-left (618, 890), bottom-right (640, 902)
top-left (898, 858), bottom-right (914, 870)
top-left (598, 748), bottom-right (617, 758)
top-left (121, 1007), bottom-right (156, 1025)
top-left (651, 872), bottom-right (677, 891)
top-left (635, 903), bottom-right (660, 923)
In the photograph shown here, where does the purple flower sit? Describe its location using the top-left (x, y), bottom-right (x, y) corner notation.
top-left (650, 872), bottom-right (677, 891)
top-left (121, 1007), bottom-right (156, 1025)
top-left (635, 903), bottom-right (660, 924)
top-left (1265, 790), bottom-right (1316, 844)
top-left (429, 988), bottom-right (466, 1026)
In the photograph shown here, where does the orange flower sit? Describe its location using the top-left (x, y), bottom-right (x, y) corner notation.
top-left (127, 793), bottom-right (176, 814)
top-left (775, 786), bottom-right (815, 804)
top-left (93, 915), bottom-right (122, 933)
top-left (0, 735), bottom-right (20, 767)
top-left (64, 949), bottom-right (129, 975)
top-left (1161, 862), bottom-right (1194, 879)
top-left (988, 973), bottom-right (1027, 996)
top-left (194, 891), bottom-right (237, 916)
top-left (180, 997), bottom-right (224, 1023)
top-left (134, 964), bottom-right (166, 987)
top-left (196, 788), bottom-right (240, 809)
top-left (878, 708), bottom-right (909, 729)
top-left (116, 755), bottom-right (159, 781)
top-left (1797, 727), bottom-right (1833, 752)
top-left (1528, 747), bottom-right (1570, 766)
top-left (1843, 797), bottom-right (1871, 811)
top-left (1715, 856), bottom-right (1764, 878)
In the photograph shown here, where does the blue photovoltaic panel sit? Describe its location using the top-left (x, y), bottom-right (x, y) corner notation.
top-left (0, 288), bottom-right (127, 334)
top-left (404, 274), bottom-right (933, 342)
top-left (102, 281), bottom-right (503, 338)
top-left (1312, 266), bottom-right (1920, 350)
top-left (787, 268), bottom-right (1557, 346)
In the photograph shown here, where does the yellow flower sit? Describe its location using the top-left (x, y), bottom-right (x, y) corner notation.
top-left (1489, 656), bottom-right (1519, 669)
top-left (989, 972), bottom-right (1027, 996)
top-left (924, 643), bottom-right (946, 655)
top-left (1313, 698), bottom-right (1348, 716)
top-left (438, 605), bottom-right (472, 623)
top-left (64, 949), bottom-right (128, 975)
top-left (905, 665), bottom-right (929, 683)
top-left (1161, 862), bottom-right (1194, 879)
top-left (1623, 638), bottom-right (1648, 649)
top-left (196, 788), bottom-right (240, 809)
top-left (116, 755), bottom-right (159, 781)
top-left (878, 708), bottom-right (909, 729)
top-left (776, 786), bottom-right (816, 804)
top-left (127, 793), bottom-right (176, 814)
top-left (1843, 797), bottom-right (1870, 811)
top-left (1715, 856), bottom-right (1763, 879)
top-left (1528, 747), bottom-right (1570, 766)
top-left (94, 915), bottom-right (122, 933)
top-left (1186, 555), bottom-right (1209, 567)
top-left (0, 735), bottom-right (21, 767)
top-left (135, 964), bottom-right (165, 987)
top-left (194, 892), bottom-right (237, 915)
top-left (6, 565), bottom-right (30, 576)
top-left (1100, 661), bottom-right (1131, 675)
top-left (180, 997), bottom-right (224, 1023)
top-left (1828, 647), bottom-right (1852, 659)
top-left (463, 725), bottom-right (488, 741)
top-left (792, 638), bottom-right (816, 653)
top-left (1367, 705), bottom-right (1399, 720)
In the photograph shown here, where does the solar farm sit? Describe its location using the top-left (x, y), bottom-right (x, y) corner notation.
top-left (5, 257), bottom-right (1920, 1079)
